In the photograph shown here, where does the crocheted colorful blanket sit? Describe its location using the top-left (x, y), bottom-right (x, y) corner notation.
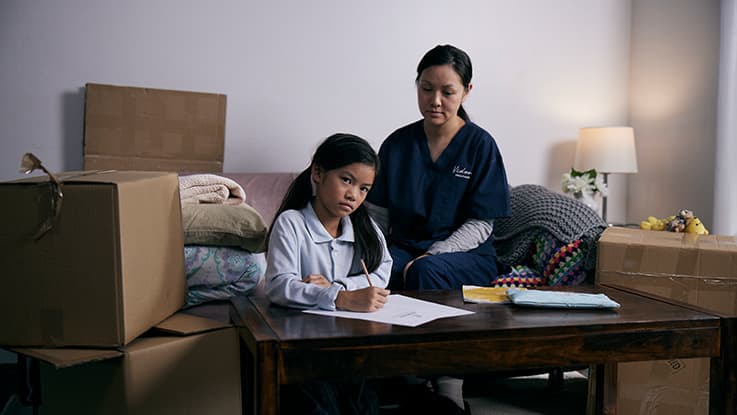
top-left (491, 233), bottom-right (589, 288)
top-left (493, 184), bottom-right (607, 272)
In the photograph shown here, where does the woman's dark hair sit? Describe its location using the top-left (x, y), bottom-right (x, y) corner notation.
top-left (269, 133), bottom-right (384, 272)
top-left (416, 44), bottom-right (473, 122)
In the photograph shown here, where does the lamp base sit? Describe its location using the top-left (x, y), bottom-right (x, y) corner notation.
top-left (575, 192), bottom-right (599, 215)
top-left (601, 173), bottom-right (609, 224)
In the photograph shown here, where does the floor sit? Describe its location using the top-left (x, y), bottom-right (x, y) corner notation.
top-left (464, 371), bottom-right (589, 414)
top-left (377, 370), bottom-right (589, 415)
top-left (1, 368), bottom-right (589, 415)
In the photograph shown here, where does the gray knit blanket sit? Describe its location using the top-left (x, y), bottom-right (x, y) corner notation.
top-left (493, 184), bottom-right (607, 270)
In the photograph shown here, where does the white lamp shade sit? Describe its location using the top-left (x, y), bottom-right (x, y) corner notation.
top-left (574, 126), bottom-right (638, 174)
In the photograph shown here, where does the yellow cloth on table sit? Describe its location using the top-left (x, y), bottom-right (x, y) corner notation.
top-left (462, 285), bottom-right (523, 304)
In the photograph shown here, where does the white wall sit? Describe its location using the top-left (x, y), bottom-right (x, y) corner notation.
top-left (0, 0), bottom-right (632, 195)
top-left (628, 0), bottom-right (720, 227)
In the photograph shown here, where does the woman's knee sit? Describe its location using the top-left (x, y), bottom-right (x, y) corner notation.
top-left (405, 257), bottom-right (445, 289)
top-left (405, 253), bottom-right (497, 289)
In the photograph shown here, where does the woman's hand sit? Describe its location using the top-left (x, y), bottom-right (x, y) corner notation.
top-left (402, 253), bottom-right (432, 280)
top-left (303, 274), bottom-right (331, 287)
top-left (335, 287), bottom-right (391, 312)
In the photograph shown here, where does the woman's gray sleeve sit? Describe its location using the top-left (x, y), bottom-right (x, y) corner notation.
top-left (427, 218), bottom-right (495, 255)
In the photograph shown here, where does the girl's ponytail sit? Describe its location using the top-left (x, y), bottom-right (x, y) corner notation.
top-left (350, 204), bottom-right (383, 273)
top-left (266, 167), bottom-right (312, 244)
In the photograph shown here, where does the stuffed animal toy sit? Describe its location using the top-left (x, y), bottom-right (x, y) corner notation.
top-left (666, 209), bottom-right (693, 232)
top-left (640, 215), bottom-right (673, 231)
top-left (640, 209), bottom-right (709, 234)
top-left (684, 217), bottom-right (709, 235)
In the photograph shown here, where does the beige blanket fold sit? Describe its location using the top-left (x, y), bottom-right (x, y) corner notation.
top-left (179, 174), bottom-right (246, 205)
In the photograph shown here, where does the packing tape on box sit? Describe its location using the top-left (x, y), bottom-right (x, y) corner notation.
top-left (702, 278), bottom-right (737, 286)
top-left (604, 269), bottom-right (737, 283)
top-left (57, 170), bottom-right (117, 182)
top-left (29, 171), bottom-right (118, 241)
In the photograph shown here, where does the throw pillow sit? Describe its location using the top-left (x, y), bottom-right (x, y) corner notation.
top-left (182, 203), bottom-right (268, 252)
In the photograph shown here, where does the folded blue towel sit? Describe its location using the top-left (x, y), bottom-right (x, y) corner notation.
top-left (507, 288), bottom-right (621, 309)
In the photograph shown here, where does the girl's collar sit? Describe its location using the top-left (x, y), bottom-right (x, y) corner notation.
top-left (303, 202), bottom-right (355, 243)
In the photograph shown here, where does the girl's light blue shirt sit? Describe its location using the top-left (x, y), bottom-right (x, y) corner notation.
top-left (265, 202), bottom-right (392, 310)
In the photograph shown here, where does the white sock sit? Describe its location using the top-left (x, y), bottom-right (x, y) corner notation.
top-left (435, 376), bottom-right (464, 409)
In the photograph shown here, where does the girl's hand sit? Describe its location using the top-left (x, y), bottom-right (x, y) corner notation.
top-left (335, 287), bottom-right (390, 312)
top-left (303, 274), bottom-right (331, 287)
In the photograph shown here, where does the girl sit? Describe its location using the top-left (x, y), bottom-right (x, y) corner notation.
top-left (265, 133), bottom-right (392, 312)
top-left (265, 133), bottom-right (392, 415)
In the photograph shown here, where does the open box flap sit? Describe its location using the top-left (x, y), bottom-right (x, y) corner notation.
top-left (83, 83), bottom-right (226, 173)
top-left (10, 347), bottom-right (124, 369)
top-left (153, 311), bottom-right (231, 336)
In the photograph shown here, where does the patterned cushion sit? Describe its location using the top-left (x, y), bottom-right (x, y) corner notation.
top-left (184, 246), bottom-right (266, 308)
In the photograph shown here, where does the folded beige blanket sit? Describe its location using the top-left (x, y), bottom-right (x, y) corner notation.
top-left (179, 174), bottom-right (246, 205)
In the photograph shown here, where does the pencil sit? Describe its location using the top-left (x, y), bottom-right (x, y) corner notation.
top-left (360, 259), bottom-right (373, 287)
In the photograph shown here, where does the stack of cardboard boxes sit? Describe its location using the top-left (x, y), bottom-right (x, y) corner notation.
top-left (0, 85), bottom-right (241, 414)
top-left (597, 226), bottom-right (737, 415)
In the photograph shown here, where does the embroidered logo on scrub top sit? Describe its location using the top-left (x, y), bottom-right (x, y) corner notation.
top-left (452, 165), bottom-right (472, 180)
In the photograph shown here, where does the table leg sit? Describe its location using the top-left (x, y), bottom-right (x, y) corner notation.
top-left (241, 337), bottom-right (279, 415)
top-left (587, 363), bottom-right (617, 415)
top-left (255, 341), bottom-right (279, 415)
top-left (710, 316), bottom-right (737, 415)
top-left (17, 355), bottom-right (41, 414)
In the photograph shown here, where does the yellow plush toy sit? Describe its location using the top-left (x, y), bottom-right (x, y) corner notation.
top-left (639, 210), bottom-right (709, 234)
top-left (684, 217), bottom-right (709, 235)
top-left (639, 215), bottom-right (672, 231)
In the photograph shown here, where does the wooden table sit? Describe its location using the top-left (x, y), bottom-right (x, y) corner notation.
top-left (231, 284), bottom-right (734, 415)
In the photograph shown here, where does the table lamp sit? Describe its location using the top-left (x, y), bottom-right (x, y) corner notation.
top-left (574, 126), bottom-right (638, 222)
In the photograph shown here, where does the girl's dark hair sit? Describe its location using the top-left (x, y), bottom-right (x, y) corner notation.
top-left (270, 133), bottom-right (384, 272)
top-left (416, 44), bottom-right (473, 122)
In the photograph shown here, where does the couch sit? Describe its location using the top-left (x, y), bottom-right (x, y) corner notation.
top-left (222, 172), bottom-right (298, 227)
top-left (214, 174), bottom-right (607, 291)
top-left (178, 172), bottom-right (297, 309)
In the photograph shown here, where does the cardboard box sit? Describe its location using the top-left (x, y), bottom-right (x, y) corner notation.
top-left (597, 227), bottom-right (737, 415)
top-left (84, 83), bottom-right (226, 173)
top-left (14, 313), bottom-right (241, 415)
top-left (597, 227), bottom-right (737, 312)
top-left (617, 358), bottom-right (709, 415)
top-left (0, 171), bottom-right (186, 347)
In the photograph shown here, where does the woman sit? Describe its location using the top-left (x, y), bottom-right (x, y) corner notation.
top-left (367, 44), bottom-right (511, 415)
top-left (368, 44), bottom-right (510, 291)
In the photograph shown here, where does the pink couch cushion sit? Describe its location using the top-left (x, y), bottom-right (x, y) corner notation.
top-left (223, 172), bottom-right (298, 226)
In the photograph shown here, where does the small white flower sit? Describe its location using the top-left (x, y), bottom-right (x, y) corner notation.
top-left (561, 168), bottom-right (605, 196)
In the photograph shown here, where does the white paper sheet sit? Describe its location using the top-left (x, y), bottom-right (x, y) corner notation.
top-left (303, 294), bottom-right (474, 327)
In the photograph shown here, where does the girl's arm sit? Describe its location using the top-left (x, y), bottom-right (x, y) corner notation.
top-left (264, 213), bottom-right (343, 310)
top-left (335, 287), bottom-right (389, 312)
